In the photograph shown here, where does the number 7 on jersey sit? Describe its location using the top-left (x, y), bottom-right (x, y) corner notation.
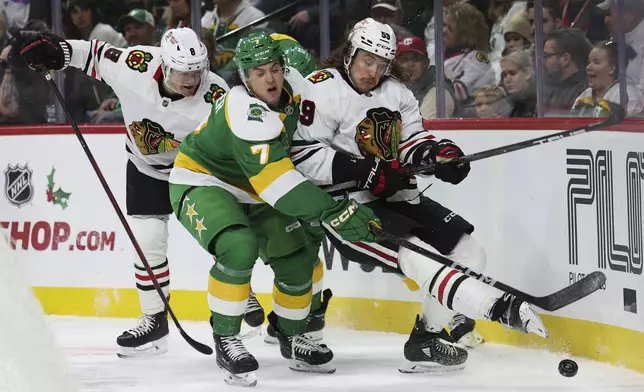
top-left (250, 144), bottom-right (270, 164)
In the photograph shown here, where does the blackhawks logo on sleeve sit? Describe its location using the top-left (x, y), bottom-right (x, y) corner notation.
top-left (307, 70), bottom-right (333, 84)
top-left (203, 83), bottom-right (226, 104)
top-left (126, 50), bottom-right (153, 73)
top-left (128, 118), bottom-right (180, 155)
top-left (355, 107), bottom-right (402, 160)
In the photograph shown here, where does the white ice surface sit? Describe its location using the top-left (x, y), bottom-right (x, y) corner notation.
top-left (51, 316), bottom-right (644, 392)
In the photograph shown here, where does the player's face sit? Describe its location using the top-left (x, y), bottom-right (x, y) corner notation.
top-left (349, 50), bottom-right (389, 93)
top-left (247, 61), bottom-right (285, 107)
top-left (168, 69), bottom-right (202, 96)
top-left (586, 47), bottom-right (615, 91)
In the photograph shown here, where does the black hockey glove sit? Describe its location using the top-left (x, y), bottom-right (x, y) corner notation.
top-left (410, 139), bottom-right (471, 185)
top-left (334, 153), bottom-right (411, 198)
top-left (18, 32), bottom-right (72, 72)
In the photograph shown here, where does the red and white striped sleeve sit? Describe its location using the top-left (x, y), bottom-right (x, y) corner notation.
top-left (67, 39), bottom-right (132, 86)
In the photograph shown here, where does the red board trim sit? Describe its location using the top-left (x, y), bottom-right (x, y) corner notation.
top-left (0, 117), bottom-right (642, 136)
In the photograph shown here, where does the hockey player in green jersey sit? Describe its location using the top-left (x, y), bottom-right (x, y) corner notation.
top-left (271, 33), bottom-right (317, 76)
top-left (168, 31), bottom-right (381, 387)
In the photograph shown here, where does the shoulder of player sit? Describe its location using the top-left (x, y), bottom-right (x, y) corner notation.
top-left (224, 87), bottom-right (283, 142)
top-left (380, 77), bottom-right (415, 103)
top-left (305, 68), bottom-right (341, 88)
top-left (99, 44), bottom-right (162, 72)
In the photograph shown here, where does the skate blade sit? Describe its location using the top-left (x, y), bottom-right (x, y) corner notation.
top-left (263, 333), bottom-right (279, 344)
top-left (238, 325), bottom-right (262, 341)
top-left (519, 302), bottom-right (549, 338)
top-left (398, 361), bottom-right (465, 374)
top-left (117, 336), bottom-right (168, 359)
top-left (457, 331), bottom-right (485, 349)
top-left (223, 370), bottom-right (257, 387)
top-left (288, 359), bottom-right (336, 374)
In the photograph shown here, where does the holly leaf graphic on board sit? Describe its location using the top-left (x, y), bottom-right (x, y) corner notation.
top-left (46, 166), bottom-right (71, 209)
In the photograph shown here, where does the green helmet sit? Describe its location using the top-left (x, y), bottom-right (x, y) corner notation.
top-left (283, 45), bottom-right (316, 77)
top-left (233, 31), bottom-right (282, 71)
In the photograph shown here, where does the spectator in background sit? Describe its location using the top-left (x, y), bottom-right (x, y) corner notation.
top-left (443, 3), bottom-right (495, 103)
top-left (163, 0), bottom-right (191, 30)
top-left (119, 8), bottom-right (158, 46)
top-left (201, 0), bottom-right (265, 83)
top-left (0, 19), bottom-right (50, 124)
top-left (501, 49), bottom-right (536, 116)
top-left (0, 0), bottom-right (29, 29)
top-left (527, 0), bottom-right (562, 39)
top-left (424, 0), bottom-right (461, 65)
top-left (370, 0), bottom-right (412, 41)
top-left (65, 0), bottom-right (126, 47)
top-left (488, 0), bottom-right (526, 69)
top-left (599, 0), bottom-right (644, 94)
top-left (542, 28), bottom-right (591, 116)
top-left (571, 40), bottom-right (644, 117)
top-left (503, 11), bottom-right (532, 55)
top-left (396, 36), bottom-right (457, 118)
top-left (0, 9), bottom-right (8, 49)
top-left (474, 84), bottom-right (509, 117)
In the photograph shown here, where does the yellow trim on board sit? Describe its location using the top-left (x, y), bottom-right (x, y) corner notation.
top-left (33, 286), bottom-right (644, 373)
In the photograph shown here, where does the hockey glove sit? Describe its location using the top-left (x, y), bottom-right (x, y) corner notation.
top-left (321, 198), bottom-right (382, 243)
top-left (411, 139), bottom-right (470, 185)
top-left (18, 32), bottom-right (72, 72)
top-left (334, 153), bottom-right (411, 198)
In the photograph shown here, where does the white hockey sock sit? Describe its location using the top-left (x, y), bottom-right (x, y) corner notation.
top-left (130, 215), bottom-right (170, 315)
top-left (398, 236), bottom-right (502, 325)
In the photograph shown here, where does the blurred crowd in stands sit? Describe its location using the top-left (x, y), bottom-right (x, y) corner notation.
top-left (0, 0), bottom-right (642, 125)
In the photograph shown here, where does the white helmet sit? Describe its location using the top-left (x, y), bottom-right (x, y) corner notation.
top-left (160, 28), bottom-right (209, 94)
top-left (345, 18), bottom-right (397, 77)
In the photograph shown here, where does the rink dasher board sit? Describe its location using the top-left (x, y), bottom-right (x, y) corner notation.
top-left (0, 125), bottom-right (642, 373)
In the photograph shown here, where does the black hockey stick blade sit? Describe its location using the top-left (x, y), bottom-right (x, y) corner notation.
top-left (531, 271), bottom-right (606, 311)
top-left (44, 74), bottom-right (213, 356)
top-left (369, 224), bottom-right (606, 312)
top-left (404, 103), bottom-right (627, 176)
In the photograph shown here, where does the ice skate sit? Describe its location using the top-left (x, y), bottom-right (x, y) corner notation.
top-left (116, 311), bottom-right (169, 358)
top-left (265, 289), bottom-right (331, 344)
top-left (215, 335), bottom-right (259, 387)
top-left (268, 312), bottom-right (335, 374)
top-left (399, 315), bottom-right (468, 374)
top-left (448, 314), bottom-right (484, 348)
top-left (238, 291), bottom-right (265, 340)
top-left (490, 294), bottom-right (549, 338)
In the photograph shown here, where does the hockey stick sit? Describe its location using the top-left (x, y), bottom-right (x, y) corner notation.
top-left (403, 103), bottom-right (626, 176)
top-left (368, 224), bottom-right (606, 311)
top-left (44, 74), bottom-right (213, 356)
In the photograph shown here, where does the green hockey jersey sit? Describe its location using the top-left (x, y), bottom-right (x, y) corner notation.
top-left (169, 67), bottom-right (336, 222)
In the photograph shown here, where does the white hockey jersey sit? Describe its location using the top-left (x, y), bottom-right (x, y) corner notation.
top-left (67, 40), bottom-right (230, 181)
top-left (444, 49), bottom-right (495, 100)
top-left (292, 68), bottom-right (435, 203)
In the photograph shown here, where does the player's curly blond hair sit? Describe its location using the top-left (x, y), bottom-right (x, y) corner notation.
top-left (444, 3), bottom-right (490, 52)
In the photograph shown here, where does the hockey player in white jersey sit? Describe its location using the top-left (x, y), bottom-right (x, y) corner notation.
top-left (293, 18), bottom-right (548, 373)
top-left (18, 27), bottom-right (265, 357)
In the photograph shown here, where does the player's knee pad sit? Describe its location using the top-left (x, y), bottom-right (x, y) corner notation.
top-left (397, 236), bottom-right (443, 291)
top-left (448, 234), bottom-right (487, 273)
top-left (212, 226), bottom-right (259, 271)
top-left (312, 258), bottom-right (324, 296)
top-left (130, 215), bottom-right (169, 268)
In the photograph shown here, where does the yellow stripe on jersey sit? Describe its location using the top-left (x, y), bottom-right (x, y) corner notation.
top-left (208, 277), bottom-right (251, 302)
top-left (270, 33), bottom-right (297, 42)
top-left (224, 93), bottom-right (232, 129)
top-left (174, 151), bottom-right (212, 175)
top-left (248, 158), bottom-right (307, 205)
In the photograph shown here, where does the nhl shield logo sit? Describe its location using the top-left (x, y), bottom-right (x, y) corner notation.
top-left (4, 164), bottom-right (33, 207)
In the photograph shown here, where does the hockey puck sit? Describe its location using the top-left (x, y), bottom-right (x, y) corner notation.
top-left (558, 359), bottom-right (578, 377)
